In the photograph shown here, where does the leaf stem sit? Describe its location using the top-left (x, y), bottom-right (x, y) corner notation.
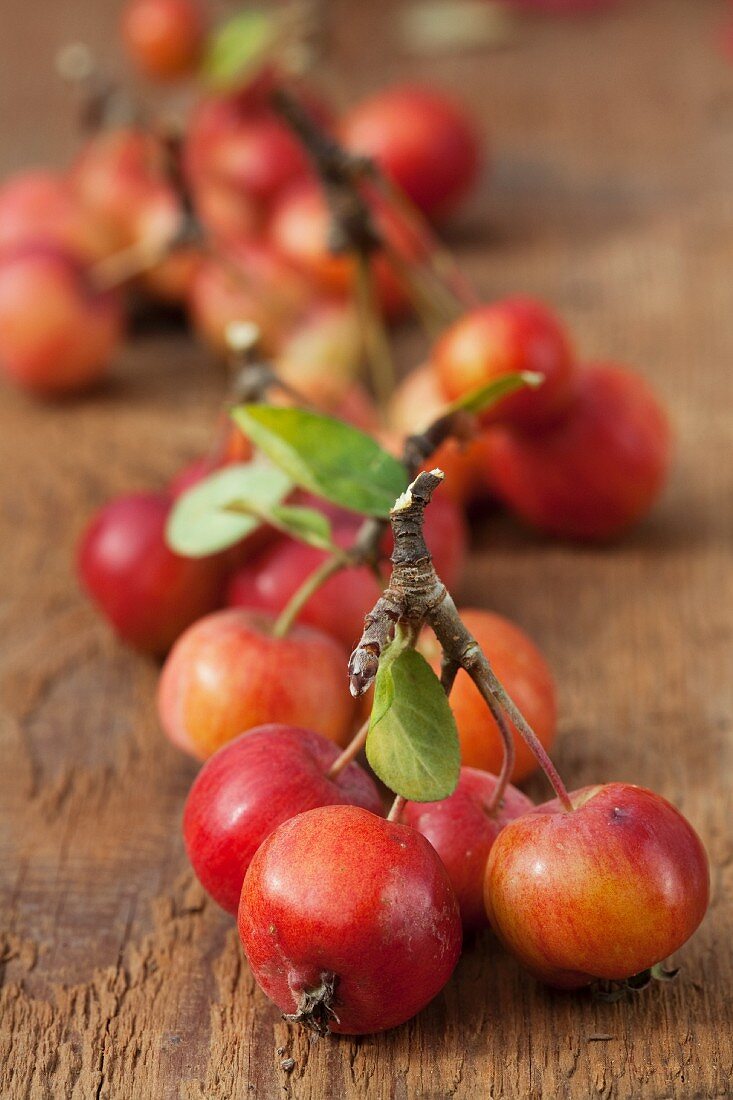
top-left (326, 718), bottom-right (370, 779)
top-left (353, 251), bottom-right (396, 412)
top-left (485, 672), bottom-right (573, 812)
top-left (272, 552), bottom-right (347, 638)
top-left (387, 794), bottom-right (406, 822)
top-left (375, 173), bottom-right (481, 312)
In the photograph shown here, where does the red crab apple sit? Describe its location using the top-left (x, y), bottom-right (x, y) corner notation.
top-left (482, 362), bottom-right (672, 540)
top-left (158, 608), bottom-right (355, 759)
top-left (485, 783), bottom-right (710, 989)
top-left (187, 240), bottom-right (311, 355)
top-left (184, 77), bottom-right (330, 239)
top-left (70, 127), bottom-right (182, 257)
top-left (226, 521), bottom-right (383, 651)
top-left (402, 768), bottom-right (533, 932)
top-left (268, 181), bottom-right (414, 320)
top-left (183, 724), bottom-right (383, 913)
top-left (77, 491), bottom-right (225, 655)
top-left (0, 170), bottom-right (109, 262)
top-left (342, 84), bottom-right (481, 221)
top-left (420, 609), bottom-right (557, 781)
top-left (0, 245), bottom-right (123, 397)
top-left (433, 297), bottom-right (578, 429)
top-left (238, 804), bottom-right (462, 1034)
top-left (274, 301), bottom-right (363, 408)
top-left (121, 0), bottom-right (205, 81)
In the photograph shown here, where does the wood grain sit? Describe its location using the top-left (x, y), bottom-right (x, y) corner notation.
top-left (1, 1), bottom-right (732, 1096)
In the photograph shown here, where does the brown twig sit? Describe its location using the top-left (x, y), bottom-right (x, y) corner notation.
top-left (348, 469), bottom-right (573, 812)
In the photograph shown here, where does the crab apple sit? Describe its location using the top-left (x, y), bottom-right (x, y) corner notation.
top-left (275, 300), bottom-right (361, 400)
top-left (184, 78), bottom-right (330, 238)
top-left (70, 127), bottom-right (182, 255)
top-left (183, 725), bottom-right (383, 913)
top-left (485, 783), bottom-right (710, 989)
top-left (0, 170), bottom-right (109, 262)
top-left (483, 362), bottom-right (672, 540)
top-left (402, 768), bottom-right (533, 932)
top-left (267, 182), bottom-right (413, 320)
top-left (342, 85), bottom-right (481, 221)
top-left (227, 522), bottom-right (383, 651)
top-left (187, 240), bottom-right (311, 354)
top-left (121, 0), bottom-right (205, 81)
top-left (420, 609), bottom-right (556, 781)
top-left (433, 297), bottom-right (577, 430)
top-left (77, 491), bottom-right (226, 655)
top-left (387, 364), bottom-right (494, 506)
top-left (0, 245), bottom-right (123, 397)
top-left (239, 804), bottom-right (462, 1034)
top-left (158, 608), bottom-right (355, 759)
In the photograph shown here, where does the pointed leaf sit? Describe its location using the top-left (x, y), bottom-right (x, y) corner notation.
top-left (446, 370), bottom-right (543, 416)
top-left (366, 647), bottom-right (460, 801)
top-left (231, 405), bottom-right (408, 518)
top-left (200, 11), bottom-right (277, 91)
top-left (268, 505), bottom-right (335, 550)
top-left (166, 460), bottom-right (292, 558)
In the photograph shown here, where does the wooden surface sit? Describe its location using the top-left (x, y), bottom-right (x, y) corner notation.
top-left (1, 1), bottom-right (732, 1097)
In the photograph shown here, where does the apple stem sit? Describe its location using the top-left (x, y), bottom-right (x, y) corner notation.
top-left (480, 690), bottom-right (516, 816)
top-left (353, 250), bottom-right (396, 411)
top-left (374, 173), bottom-right (481, 313)
top-left (387, 794), bottom-right (406, 822)
top-left (441, 655), bottom-right (515, 814)
top-left (484, 671), bottom-right (573, 812)
top-left (326, 718), bottom-right (370, 779)
top-left (272, 553), bottom-right (347, 638)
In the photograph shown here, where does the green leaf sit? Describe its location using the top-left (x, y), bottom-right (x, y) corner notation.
top-left (268, 505), bottom-right (335, 550)
top-left (446, 370), bottom-right (543, 416)
top-left (200, 11), bottom-right (277, 92)
top-left (166, 460), bottom-right (292, 558)
top-left (231, 405), bottom-right (408, 518)
top-left (366, 646), bottom-right (460, 801)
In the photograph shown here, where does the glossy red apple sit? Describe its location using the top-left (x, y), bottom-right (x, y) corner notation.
top-left (433, 297), bottom-right (578, 429)
top-left (183, 724), bottom-right (383, 913)
top-left (77, 491), bottom-right (226, 654)
top-left (485, 783), bottom-right (710, 989)
top-left (342, 84), bottom-right (481, 221)
top-left (226, 519), bottom-right (383, 651)
top-left (239, 804), bottom-right (462, 1034)
top-left (402, 768), bottom-right (533, 932)
top-left (121, 0), bottom-right (205, 81)
top-left (0, 245), bottom-right (123, 397)
top-left (483, 362), bottom-right (672, 540)
top-left (157, 608), bottom-right (356, 758)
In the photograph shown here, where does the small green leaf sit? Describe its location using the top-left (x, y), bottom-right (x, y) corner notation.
top-left (366, 647), bottom-right (460, 801)
top-left (268, 505), bottom-right (335, 550)
top-left (446, 371), bottom-right (543, 416)
top-left (231, 405), bottom-right (408, 518)
top-left (200, 11), bottom-right (277, 91)
top-left (166, 460), bottom-right (292, 558)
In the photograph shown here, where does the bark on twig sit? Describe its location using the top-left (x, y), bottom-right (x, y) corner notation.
top-left (348, 469), bottom-right (572, 812)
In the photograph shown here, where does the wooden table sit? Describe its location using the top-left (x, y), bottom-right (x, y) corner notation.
top-left (1, 1), bottom-right (731, 1096)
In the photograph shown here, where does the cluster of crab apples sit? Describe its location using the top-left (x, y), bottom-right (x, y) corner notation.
top-left (3, 0), bottom-right (709, 1037)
